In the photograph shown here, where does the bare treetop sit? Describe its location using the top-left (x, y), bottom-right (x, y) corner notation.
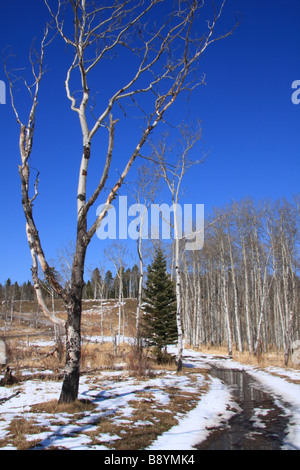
top-left (44, 0), bottom-right (236, 132)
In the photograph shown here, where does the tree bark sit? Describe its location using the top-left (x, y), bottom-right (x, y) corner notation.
top-left (59, 235), bottom-right (86, 403)
top-left (226, 218), bottom-right (243, 352)
top-left (220, 237), bottom-right (233, 356)
top-left (59, 297), bottom-right (82, 403)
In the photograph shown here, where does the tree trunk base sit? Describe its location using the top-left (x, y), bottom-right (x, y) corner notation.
top-left (176, 357), bottom-right (183, 373)
top-left (58, 368), bottom-right (80, 404)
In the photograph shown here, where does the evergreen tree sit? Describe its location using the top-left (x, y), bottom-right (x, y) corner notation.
top-left (4, 279), bottom-right (12, 301)
top-left (104, 270), bottom-right (114, 298)
top-left (140, 247), bottom-right (177, 362)
top-left (91, 267), bottom-right (101, 299)
top-left (84, 280), bottom-right (94, 299)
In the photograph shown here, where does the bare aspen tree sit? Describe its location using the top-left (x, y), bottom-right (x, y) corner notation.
top-left (152, 125), bottom-right (203, 371)
top-left (254, 248), bottom-right (272, 355)
top-left (106, 243), bottom-right (127, 345)
top-left (90, 266), bottom-right (106, 339)
top-left (132, 165), bottom-right (160, 343)
top-left (264, 199), bottom-right (298, 364)
top-left (235, 201), bottom-right (253, 354)
top-left (90, 268), bottom-right (102, 300)
top-left (212, 210), bottom-right (233, 356)
top-left (224, 210), bottom-right (242, 352)
top-left (6, 0), bottom-right (235, 402)
top-left (55, 242), bottom-right (76, 293)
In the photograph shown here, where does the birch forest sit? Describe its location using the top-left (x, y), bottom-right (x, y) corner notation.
top-left (3, 195), bottom-right (299, 365)
top-left (82, 194), bottom-right (300, 365)
top-left (179, 196), bottom-right (300, 363)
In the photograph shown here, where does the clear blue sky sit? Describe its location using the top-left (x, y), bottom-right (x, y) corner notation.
top-left (0, 0), bottom-right (299, 285)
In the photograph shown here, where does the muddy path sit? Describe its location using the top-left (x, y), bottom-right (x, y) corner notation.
top-left (195, 366), bottom-right (290, 450)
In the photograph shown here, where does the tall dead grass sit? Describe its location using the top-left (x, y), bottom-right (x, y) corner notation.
top-left (192, 344), bottom-right (300, 370)
top-left (125, 345), bottom-right (154, 377)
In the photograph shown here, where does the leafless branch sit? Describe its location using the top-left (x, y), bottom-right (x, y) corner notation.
top-left (29, 168), bottom-right (40, 205)
top-left (5, 24), bottom-right (68, 304)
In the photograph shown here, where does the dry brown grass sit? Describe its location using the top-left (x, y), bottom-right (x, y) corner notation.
top-left (0, 297), bottom-right (138, 341)
top-left (0, 417), bottom-right (49, 450)
top-left (190, 344), bottom-right (300, 370)
top-left (81, 380), bottom-right (207, 450)
top-left (81, 341), bottom-right (115, 369)
top-left (30, 398), bottom-right (96, 415)
top-left (0, 297), bottom-right (139, 373)
top-left (0, 399), bottom-right (96, 450)
top-left (1, 340), bottom-right (135, 380)
top-left (125, 346), bottom-right (155, 378)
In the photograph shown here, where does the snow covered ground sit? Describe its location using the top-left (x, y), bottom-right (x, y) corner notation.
top-left (0, 343), bottom-right (300, 450)
top-left (174, 348), bottom-right (300, 450)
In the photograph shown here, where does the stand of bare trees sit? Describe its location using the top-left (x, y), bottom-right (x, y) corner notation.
top-left (180, 197), bottom-right (300, 364)
top-left (6, 0), bottom-right (235, 402)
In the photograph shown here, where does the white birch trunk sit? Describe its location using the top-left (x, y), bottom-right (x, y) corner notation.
top-left (136, 205), bottom-right (148, 341)
top-left (226, 220), bottom-right (242, 352)
top-left (238, 230), bottom-right (253, 354)
top-left (220, 237), bottom-right (232, 356)
top-left (174, 205), bottom-right (183, 372)
top-left (254, 256), bottom-right (272, 355)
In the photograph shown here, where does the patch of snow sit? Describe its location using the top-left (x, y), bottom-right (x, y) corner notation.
top-left (1, 343), bottom-right (300, 450)
top-left (148, 375), bottom-right (237, 450)
top-left (245, 367), bottom-right (300, 450)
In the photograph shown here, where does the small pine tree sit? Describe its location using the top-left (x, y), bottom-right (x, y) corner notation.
top-left (140, 247), bottom-right (177, 363)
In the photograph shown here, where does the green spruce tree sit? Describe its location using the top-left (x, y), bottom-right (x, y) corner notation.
top-left (140, 247), bottom-right (177, 363)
